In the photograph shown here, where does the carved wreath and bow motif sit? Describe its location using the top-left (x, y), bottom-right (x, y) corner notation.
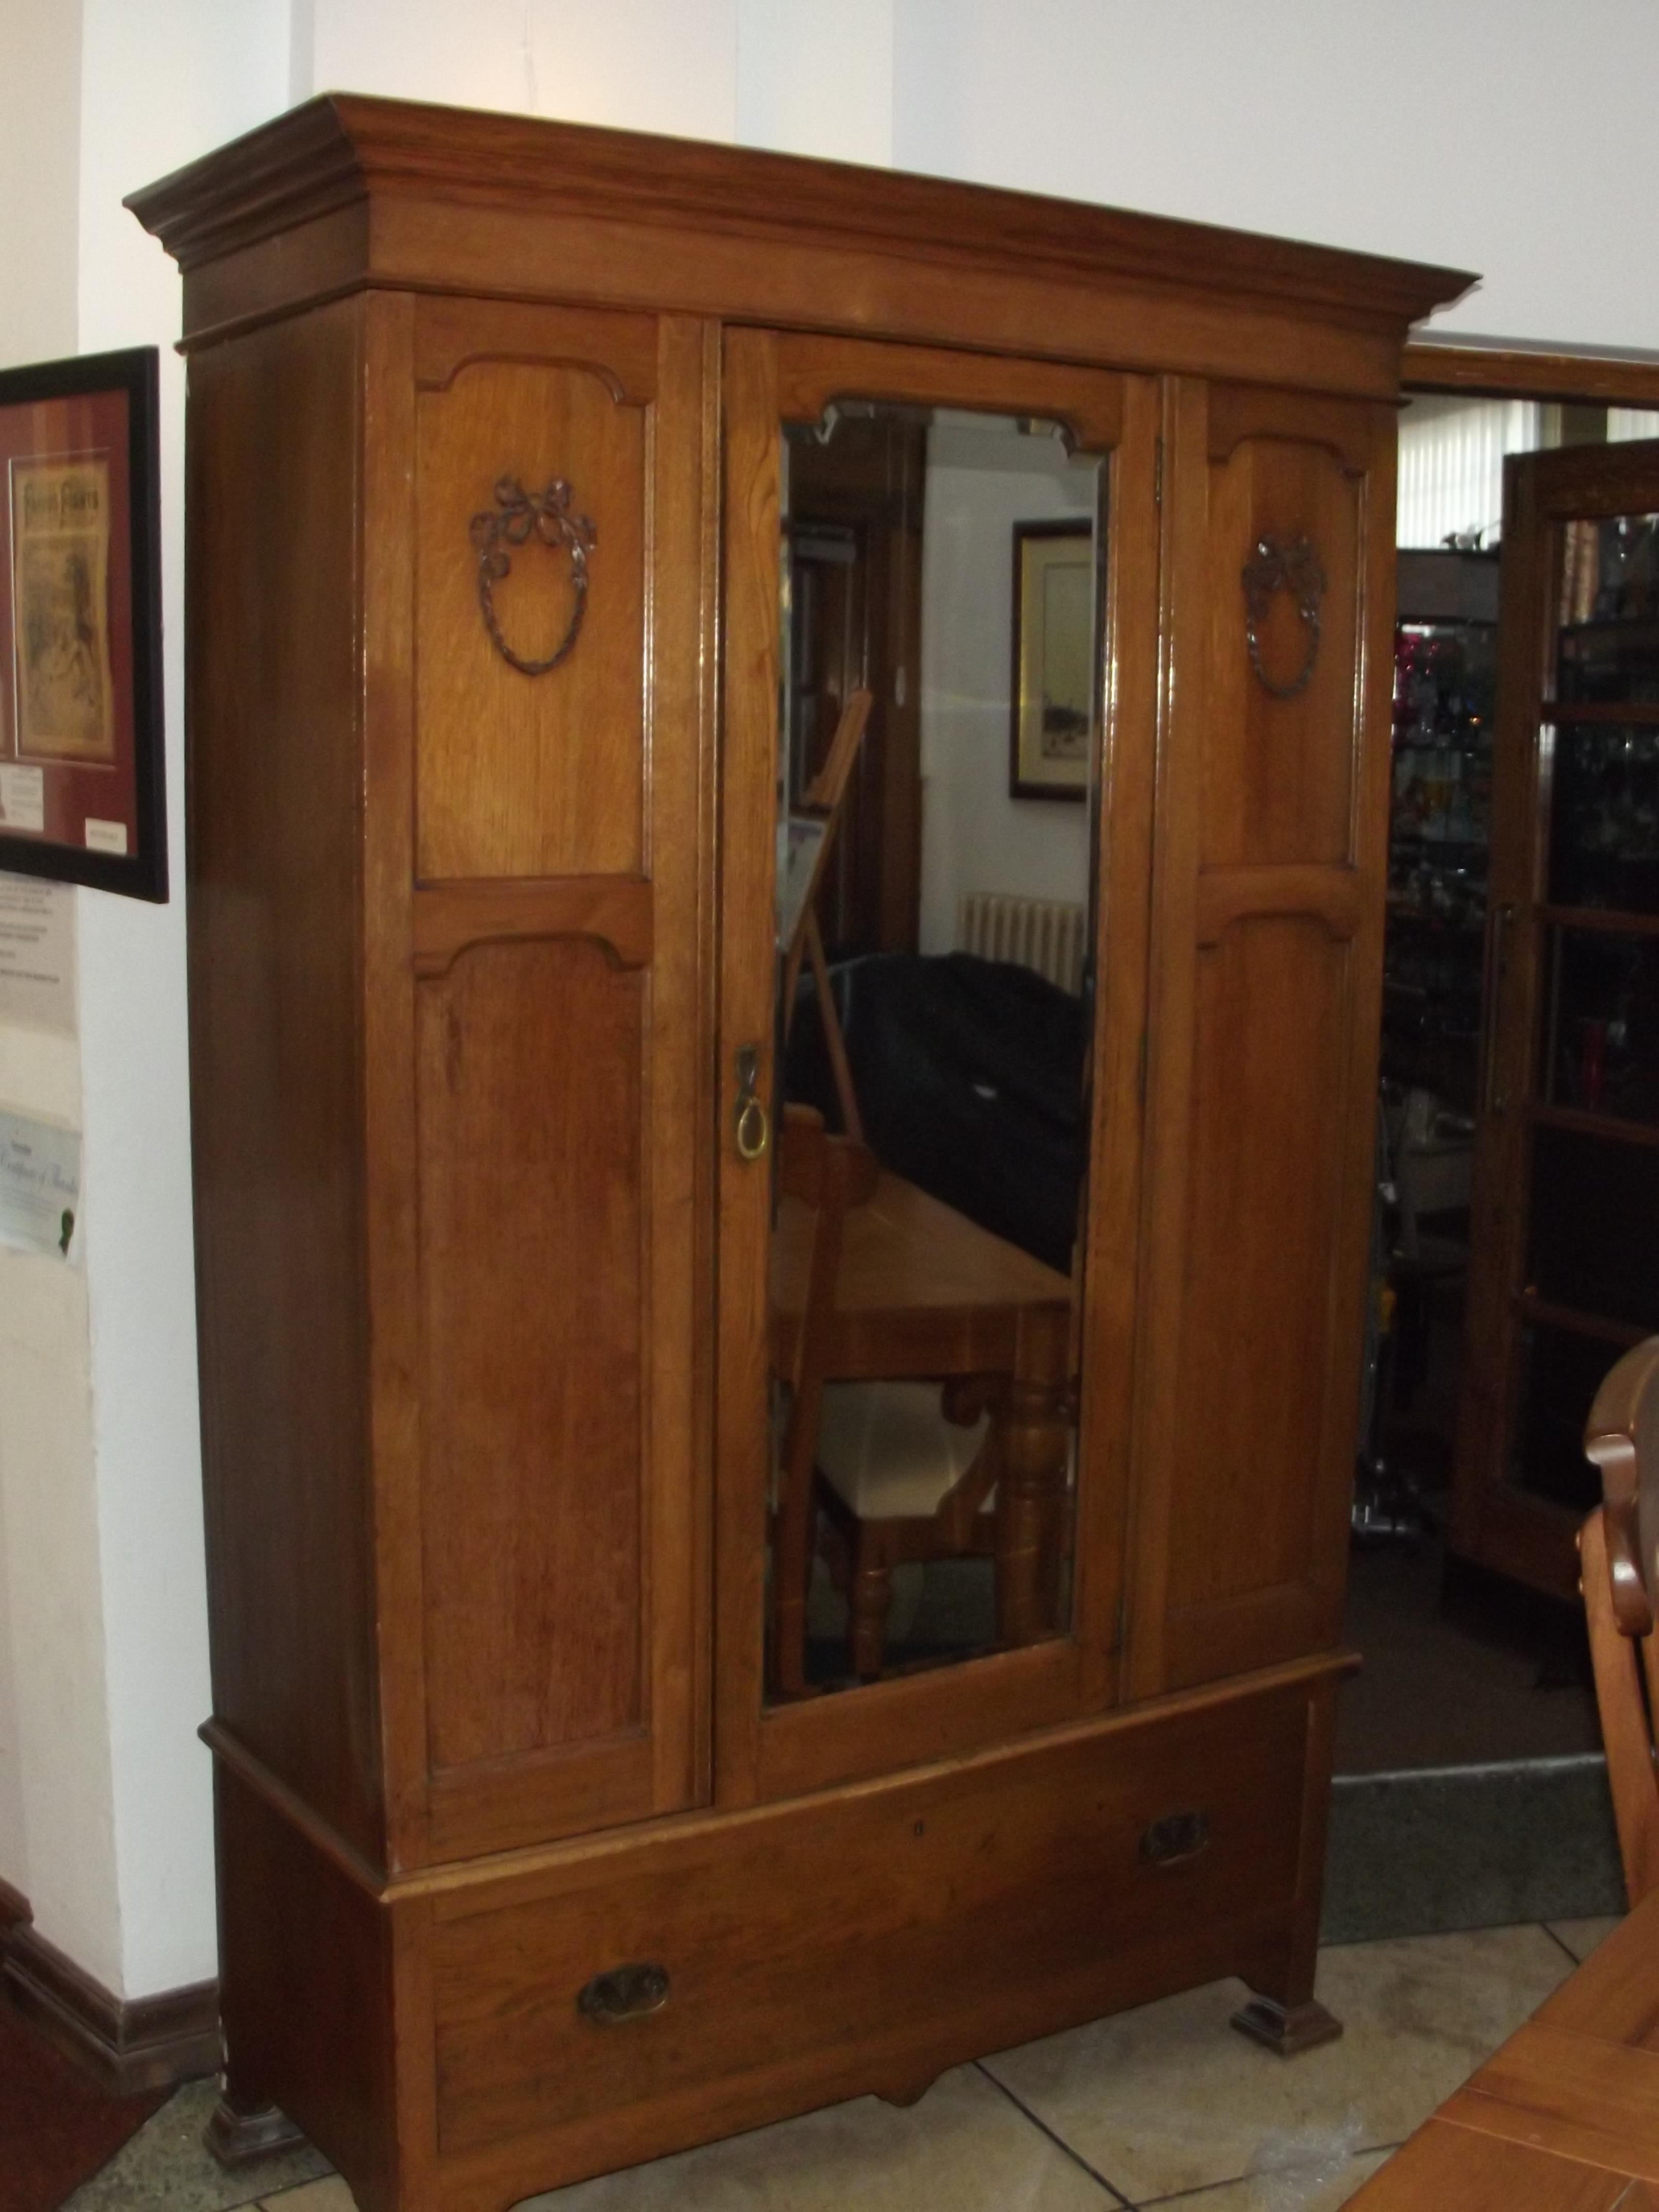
top-left (470, 476), bottom-right (598, 677)
top-left (1241, 534), bottom-right (1326, 700)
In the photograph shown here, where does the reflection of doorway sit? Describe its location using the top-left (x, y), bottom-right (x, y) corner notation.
top-left (784, 412), bottom-right (925, 959)
top-left (1339, 347), bottom-right (1659, 1813)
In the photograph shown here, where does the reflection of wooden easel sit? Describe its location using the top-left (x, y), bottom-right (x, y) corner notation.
top-left (780, 689), bottom-right (872, 1146)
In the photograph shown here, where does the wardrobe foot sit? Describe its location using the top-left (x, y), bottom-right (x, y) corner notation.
top-left (204, 2091), bottom-right (306, 2167)
top-left (1229, 1995), bottom-right (1343, 2058)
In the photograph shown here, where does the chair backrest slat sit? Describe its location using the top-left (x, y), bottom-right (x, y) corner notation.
top-left (1583, 1336), bottom-right (1659, 1908)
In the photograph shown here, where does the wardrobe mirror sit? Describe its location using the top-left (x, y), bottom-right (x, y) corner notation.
top-left (765, 399), bottom-right (1104, 1703)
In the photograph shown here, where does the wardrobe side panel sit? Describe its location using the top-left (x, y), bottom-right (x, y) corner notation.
top-left (187, 299), bottom-right (383, 1857)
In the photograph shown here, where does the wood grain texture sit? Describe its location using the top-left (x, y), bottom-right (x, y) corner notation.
top-left (1451, 441), bottom-right (1659, 1598)
top-left (711, 326), bottom-right (782, 1811)
top-left (127, 93), bottom-right (1471, 329)
top-left (359, 291), bottom-right (432, 1874)
top-left (1127, 379), bottom-right (1391, 1698)
top-left (1200, 428), bottom-right (1363, 871)
top-left (417, 939), bottom-right (645, 1774)
top-left (145, 93), bottom-right (1445, 2211)
top-left (1442, 2025), bottom-right (1659, 2183)
top-left (185, 297), bottom-right (385, 1862)
top-left (1166, 918), bottom-right (1351, 1621)
top-left (415, 339), bottom-right (647, 880)
top-left (1405, 343), bottom-right (1659, 409)
top-left (1072, 371), bottom-right (1164, 1711)
top-left (775, 331), bottom-right (1125, 450)
top-left (1349, 2123), bottom-right (1634, 2210)
top-left (427, 1676), bottom-right (1310, 2171)
top-left (215, 1763), bottom-right (402, 2212)
top-left (411, 877), bottom-right (652, 977)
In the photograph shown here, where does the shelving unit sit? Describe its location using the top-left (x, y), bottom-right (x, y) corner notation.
top-left (1453, 445), bottom-right (1659, 1598)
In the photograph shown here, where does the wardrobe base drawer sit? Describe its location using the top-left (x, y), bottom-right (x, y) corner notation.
top-left (425, 1667), bottom-right (1329, 2201)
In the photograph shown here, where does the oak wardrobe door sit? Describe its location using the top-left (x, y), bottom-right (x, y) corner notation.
top-left (1128, 380), bottom-right (1397, 1696)
top-left (372, 298), bottom-right (715, 1865)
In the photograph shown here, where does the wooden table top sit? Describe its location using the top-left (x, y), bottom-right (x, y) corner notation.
top-left (1350, 1889), bottom-right (1659, 2208)
top-left (771, 1170), bottom-right (1073, 1384)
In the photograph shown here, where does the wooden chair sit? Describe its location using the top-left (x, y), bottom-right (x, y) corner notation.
top-left (1581, 1334), bottom-right (1659, 1906)
top-left (780, 689), bottom-right (872, 1144)
top-left (768, 1104), bottom-right (1002, 1695)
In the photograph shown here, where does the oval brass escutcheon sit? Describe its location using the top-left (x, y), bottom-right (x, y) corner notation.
top-left (1140, 1810), bottom-right (1210, 1867)
top-left (577, 1961), bottom-right (670, 2025)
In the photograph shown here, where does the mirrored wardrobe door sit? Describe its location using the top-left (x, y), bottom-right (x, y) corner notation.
top-left (715, 330), bottom-right (1162, 1808)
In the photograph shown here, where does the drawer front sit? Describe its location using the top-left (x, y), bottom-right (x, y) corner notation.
top-left (427, 1678), bottom-right (1314, 2165)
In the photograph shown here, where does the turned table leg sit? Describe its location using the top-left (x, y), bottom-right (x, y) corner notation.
top-left (995, 1376), bottom-right (1070, 1646)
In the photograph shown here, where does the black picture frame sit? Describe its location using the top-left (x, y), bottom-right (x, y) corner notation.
top-left (0, 345), bottom-right (168, 901)
top-left (1009, 518), bottom-right (1094, 803)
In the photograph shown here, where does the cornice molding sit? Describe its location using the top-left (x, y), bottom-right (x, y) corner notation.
top-left (127, 92), bottom-right (1473, 334)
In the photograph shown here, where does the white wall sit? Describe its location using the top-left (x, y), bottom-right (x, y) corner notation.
top-left (297, 0), bottom-right (739, 133)
top-left (891, 0), bottom-right (1659, 355)
top-left (0, 0), bottom-right (123, 1987)
top-left (918, 418), bottom-right (1094, 953)
top-left (8, 0), bottom-right (1659, 2004)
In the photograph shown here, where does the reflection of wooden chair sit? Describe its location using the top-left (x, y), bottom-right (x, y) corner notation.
top-left (769, 1104), bottom-right (999, 1696)
top-left (781, 689), bottom-right (871, 1145)
top-left (1581, 1336), bottom-right (1659, 1905)
top-left (769, 1104), bottom-right (850, 1698)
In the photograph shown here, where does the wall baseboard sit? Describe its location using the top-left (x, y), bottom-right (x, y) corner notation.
top-left (1, 1912), bottom-right (222, 2096)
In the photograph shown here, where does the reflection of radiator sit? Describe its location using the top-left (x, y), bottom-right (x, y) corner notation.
top-left (958, 893), bottom-right (1087, 996)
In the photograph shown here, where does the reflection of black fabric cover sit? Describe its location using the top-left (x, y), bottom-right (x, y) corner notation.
top-left (785, 952), bottom-right (1084, 1274)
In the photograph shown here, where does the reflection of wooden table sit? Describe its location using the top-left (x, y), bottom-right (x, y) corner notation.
top-left (1349, 1887), bottom-right (1659, 2206)
top-left (771, 1170), bottom-right (1074, 1645)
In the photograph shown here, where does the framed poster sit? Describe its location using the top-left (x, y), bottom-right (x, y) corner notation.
top-left (0, 347), bottom-right (167, 900)
top-left (1009, 519), bottom-right (1095, 802)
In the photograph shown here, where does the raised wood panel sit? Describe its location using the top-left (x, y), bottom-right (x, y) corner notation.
top-left (415, 332), bottom-right (649, 881)
top-left (185, 297), bottom-right (385, 1862)
top-left (417, 938), bottom-right (645, 1779)
top-left (1201, 432), bottom-right (1362, 870)
top-left (1166, 917), bottom-right (1351, 1616)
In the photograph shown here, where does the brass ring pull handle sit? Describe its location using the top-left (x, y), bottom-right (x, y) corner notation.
top-left (577, 1962), bottom-right (669, 2025)
top-left (469, 475), bottom-right (597, 677)
top-left (1241, 534), bottom-right (1325, 700)
top-left (1140, 1810), bottom-right (1210, 1868)
top-left (734, 1044), bottom-right (770, 1163)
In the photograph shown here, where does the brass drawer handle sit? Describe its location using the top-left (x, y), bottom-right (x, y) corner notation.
top-left (577, 1962), bottom-right (669, 2025)
top-left (1141, 1811), bottom-right (1210, 1867)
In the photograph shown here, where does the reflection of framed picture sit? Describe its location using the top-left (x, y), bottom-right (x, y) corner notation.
top-left (1010, 520), bottom-right (1095, 802)
top-left (0, 348), bottom-right (167, 900)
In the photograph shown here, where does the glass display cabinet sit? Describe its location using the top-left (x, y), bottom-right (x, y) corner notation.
top-left (1453, 442), bottom-right (1659, 1598)
top-left (1382, 549), bottom-right (1498, 1112)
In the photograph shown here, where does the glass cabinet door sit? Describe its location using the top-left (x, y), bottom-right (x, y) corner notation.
top-left (714, 332), bottom-right (1159, 1803)
top-left (1454, 440), bottom-right (1659, 1596)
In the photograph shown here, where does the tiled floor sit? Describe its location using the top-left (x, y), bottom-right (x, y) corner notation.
top-left (62, 1917), bottom-right (1622, 2212)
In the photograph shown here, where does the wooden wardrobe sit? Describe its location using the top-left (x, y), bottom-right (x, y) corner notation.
top-left (130, 97), bottom-right (1468, 2212)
